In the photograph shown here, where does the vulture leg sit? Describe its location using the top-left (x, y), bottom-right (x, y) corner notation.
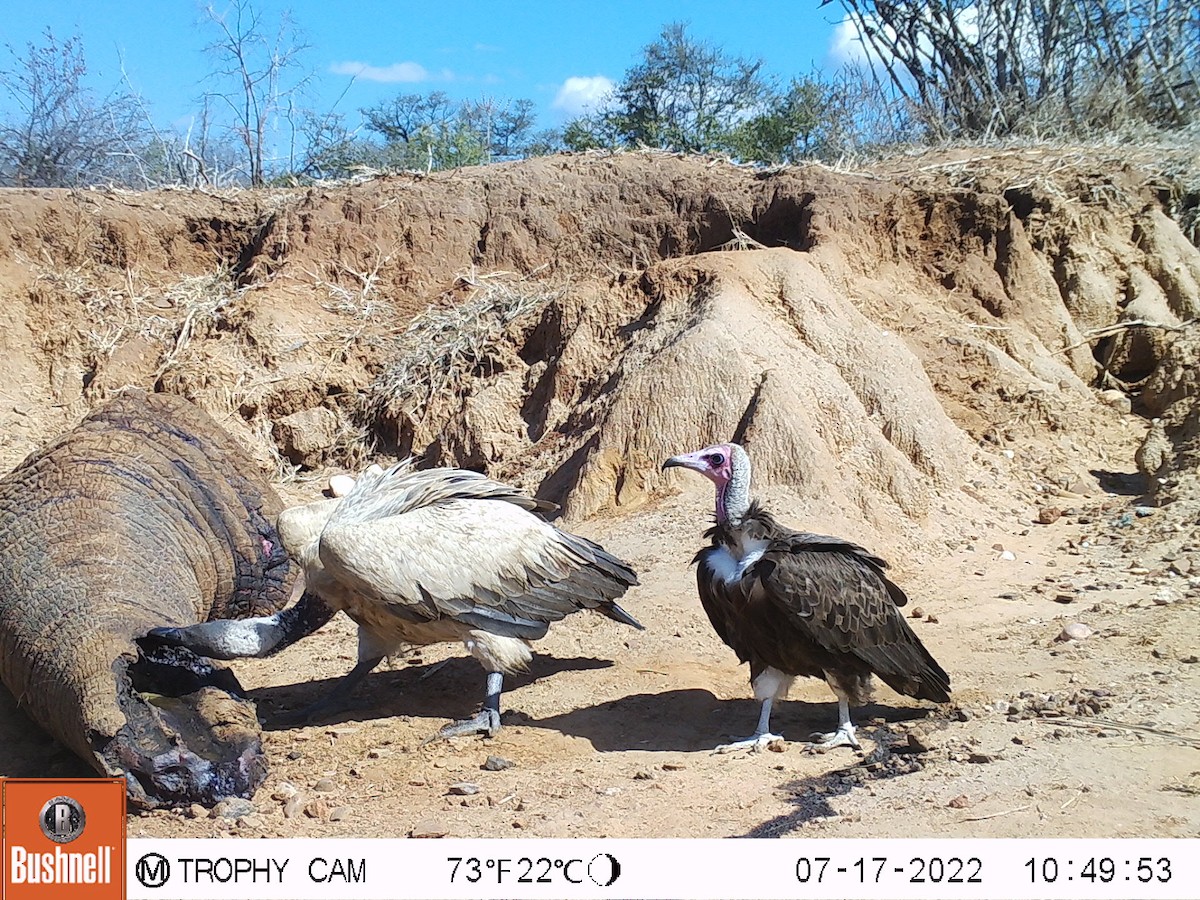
top-left (435, 671), bottom-right (504, 739)
top-left (809, 697), bottom-right (861, 750)
top-left (276, 655), bottom-right (384, 726)
top-left (713, 666), bottom-right (790, 753)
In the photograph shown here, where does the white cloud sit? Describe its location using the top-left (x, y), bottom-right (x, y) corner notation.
top-left (829, 16), bottom-right (872, 66)
top-left (552, 75), bottom-right (616, 117)
top-left (829, 7), bottom-right (981, 68)
top-left (329, 60), bottom-right (431, 83)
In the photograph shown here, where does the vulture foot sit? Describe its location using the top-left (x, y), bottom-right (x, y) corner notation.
top-left (433, 708), bottom-right (502, 741)
top-left (808, 724), bottom-right (860, 750)
top-left (712, 732), bottom-right (785, 754)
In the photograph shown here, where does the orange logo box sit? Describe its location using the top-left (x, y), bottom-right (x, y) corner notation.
top-left (2, 778), bottom-right (126, 900)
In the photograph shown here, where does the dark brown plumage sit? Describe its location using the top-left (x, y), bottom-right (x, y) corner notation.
top-left (664, 442), bottom-right (950, 752)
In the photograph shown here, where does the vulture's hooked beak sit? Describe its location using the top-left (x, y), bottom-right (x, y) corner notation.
top-left (662, 451), bottom-right (708, 474)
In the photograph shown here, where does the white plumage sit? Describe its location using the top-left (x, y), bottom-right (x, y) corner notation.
top-left (152, 459), bottom-right (641, 738)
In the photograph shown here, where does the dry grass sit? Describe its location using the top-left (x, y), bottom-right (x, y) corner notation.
top-left (370, 270), bottom-right (564, 421)
top-left (37, 264), bottom-right (242, 377)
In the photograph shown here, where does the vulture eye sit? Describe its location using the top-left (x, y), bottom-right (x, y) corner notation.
top-left (708, 453), bottom-right (725, 466)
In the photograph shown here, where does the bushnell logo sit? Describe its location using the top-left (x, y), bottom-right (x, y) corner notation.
top-left (39, 796), bottom-right (86, 844)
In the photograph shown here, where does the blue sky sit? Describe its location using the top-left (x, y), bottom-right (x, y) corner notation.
top-left (3, 1), bottom-right (860, 132)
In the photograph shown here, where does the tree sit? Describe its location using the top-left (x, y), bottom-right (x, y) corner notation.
top-left (361, 91), bottom-right (541, 171)
top-left (725, 77), bottom-right (832, 163)
top-left (578, 23), bottom-right (770, 153)
top-left (0, 29), bottom-right (148, 186)
top-left (831, 0), bottom-right (1200, 139)
top-left (200, 0), bottom-right (310, 185)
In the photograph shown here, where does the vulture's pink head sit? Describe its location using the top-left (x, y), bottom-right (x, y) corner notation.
top-left (663, 443), bottom-right (751, 524)
top-left (662, 443), bottom-right (736, 487)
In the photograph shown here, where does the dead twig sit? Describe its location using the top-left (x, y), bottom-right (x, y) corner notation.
top-left (1057, 318), bottom-right (1197, 355)
top-left (960, 804), bottom-right (1032, 822)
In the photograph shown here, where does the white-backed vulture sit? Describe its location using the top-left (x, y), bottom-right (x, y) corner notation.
top-left (151, 460), bottom-right (642, 738)
top-left (663, 442), bottom-right (949, 752)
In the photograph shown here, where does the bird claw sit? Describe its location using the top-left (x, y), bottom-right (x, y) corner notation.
top-left (712, 732), bottom-right (785, 754)
top-left (808, 725), bottom-right (860, 750)
top-left (427, 708), bottom-right (501, 743)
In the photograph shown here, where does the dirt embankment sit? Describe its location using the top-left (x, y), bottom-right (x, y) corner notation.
top-left (0, 147), bottom-right (1198, 840)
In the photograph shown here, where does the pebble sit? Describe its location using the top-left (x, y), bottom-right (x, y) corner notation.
top-left (313, 778), bottom-right (337, 792)
top-left (1153, 588), bottom-right (1175, 606)
top-left (329, 806), bottom-right (351, 822)
top-left (1134, 506), bottom-right (1155, 517)
top-left (271, 782), bottom-right (299, 801)
top-left (1037, 507), bottom-right (1063, 525)
top-left (187, 804), bottom-right (208, 820)
top-left (910, 606), bottom-right (925, 618)
top-left (907, 732), bottom-right (940, 753)
top-left (999, 550), bottom-right (1017, 561)
top-left (304, 798), bottom-right (329, 819)
top-left (410, 820), bottom-right (449, 839)
top-left (283, 796), bottom-right (305, 819)
top-left (947, 794), bottom-right (971, 809)
top-left (448, 782), bottom-right (480, 796)
top-left (212, 798), bottom-right (255, 820)
top-left (482, 755), bottom-right (514, 771)
top-left (1054, 592), bottom-right (1076, 604)
top-left (1058, 622), bottom-right (1093, 642)
top-left (967, 751), bottom-right (999, 764)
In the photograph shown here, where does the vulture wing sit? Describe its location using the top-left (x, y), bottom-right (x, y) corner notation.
top-left (317, 464), bottom-right (640, 638)
top-left (739, 532), bottom-right (950, 702)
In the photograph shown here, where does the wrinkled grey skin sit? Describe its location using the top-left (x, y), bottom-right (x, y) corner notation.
top-left (0, 391), bottom-right (294, 809)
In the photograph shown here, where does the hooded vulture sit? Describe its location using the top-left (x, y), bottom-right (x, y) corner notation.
top-left (151, 460), bottom-right (642, 739)
top-left (662, 442), bottom-right (949, 752)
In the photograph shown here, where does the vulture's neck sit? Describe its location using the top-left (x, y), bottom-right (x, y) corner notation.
top-left (717, 447), bottom-right (752, 526)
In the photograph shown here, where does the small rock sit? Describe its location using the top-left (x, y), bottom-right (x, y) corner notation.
top-left (273, 407), bottom-right (340, 468)
top-left (482, 755), bottom-right (513, 771)
top-left (633, 770), bottom-right (655, 780)
top-left (955, 707), bottom-right (973, 722)
top-left (1037, 507), bottom-right (1063, 525)
top-left (283, 796), bottom-right (305, 819)
top-left (410, 819), bottom-right (448, 838)
top-left (907, 732), bottom-right (940, 753)
top-left (329, 806), bottom-right (351, 822)
top-left (1134, 506), bottom-right (1155, 518)
top-left (925, 613), bottom-right (939, 624)
top-left (1169, 560), bottom-right (1192, 577)
top-left (187, 804), bottom-right (208, 820)
top-left (1053, 592), bottom-right (1077, 604)
top-left (910, 606), bottom-right (925, 619)
top-left (1099, 389), bottom-right (1131, 414)
top-left (662, 763), bottom-right (686, 771)
top-left (304, 798), bottom-right (329, 819)
top-left (968, 751), bottom-right (999, 764)
top-left (271, 782), bottom-right (299, 801)
top-left (947, 794), bottom-right (971, 809)
top-left (212, 798), bottom-right (255, 820)
top-left (1180, 655), bottom-right (1199, 664)
top-left (999, 550), bottom-right (1017, 561)
top-left (313, 778), bottom-right (336, 792)
top-left (448, 782), bottom-right (480, 796)
top-left (286, 750), bottom-right (302, 760)
top-left (1153, 587), bottom-right (1175, 606)
top-left (1057, 622), bottom-right (1093, 642)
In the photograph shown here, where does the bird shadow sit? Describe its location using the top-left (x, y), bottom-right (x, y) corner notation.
top-left (250, 653), bottom-right (614, 731)
top-left (740, 738), bottom-right (927, 838)
top-left (520, 689), bottom-right (936, 753)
